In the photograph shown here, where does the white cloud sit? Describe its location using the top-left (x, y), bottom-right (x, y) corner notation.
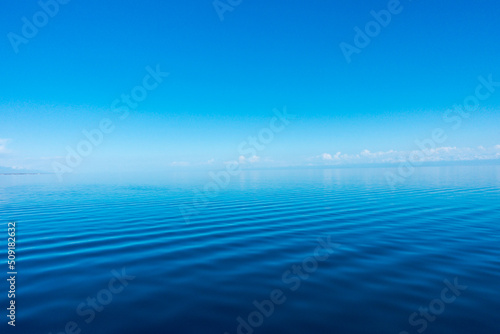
top-left (310, 152), bottom-right (342, 162)
top-left (239, 155), bottom-right (260, 164)
top-left (223, 160), bottom-right (239, 165)
top-left (321, 153), bottom-right (333, 161)
top-left (11, 166), bottom-right (29, 170)
top-left (248, 155), bottom-right (260, 163)
top-left (308, 145), bottom-right (500, 165)
top-left (197, 158), bottom-right (216, 166)
top-left (0, 139), bottom-right (11, 154)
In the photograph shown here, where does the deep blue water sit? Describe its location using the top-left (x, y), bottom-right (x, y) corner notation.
top-left (1, 166), bottom-right (499, 334)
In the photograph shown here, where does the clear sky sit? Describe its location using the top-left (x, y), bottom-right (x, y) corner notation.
top-left (1, 0), bottom-right (500, 173)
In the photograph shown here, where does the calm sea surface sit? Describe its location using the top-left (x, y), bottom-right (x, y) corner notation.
top-left (1, 166), bottom-right (499, 334)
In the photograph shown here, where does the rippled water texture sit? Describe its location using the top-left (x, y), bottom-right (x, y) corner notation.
top-left (1, 166), bottom-right (499, 334)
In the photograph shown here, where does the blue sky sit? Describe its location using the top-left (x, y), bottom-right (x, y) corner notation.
top-left (1, 0), bottom-right (499, 173)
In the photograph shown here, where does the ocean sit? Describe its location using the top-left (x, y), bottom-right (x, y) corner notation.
top-left (1, 165), bottom-right (499, 334)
